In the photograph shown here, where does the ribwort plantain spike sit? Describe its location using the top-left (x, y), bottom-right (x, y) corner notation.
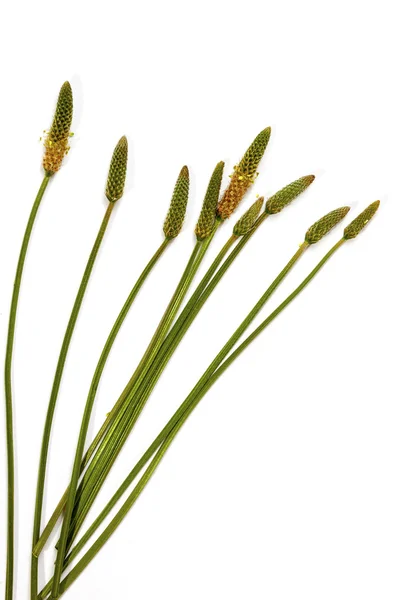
top-left (343, 201), bottom-right (380, 239)
top-left (265, 175), bottom-right (315, 215)
top-left (163, 166), bottom-right (190, 239)
top-left (43, 82), bottom-right (73, 176)
top-left (195, 162), bottom-right (224, 240)
top-left (233, 197), bottom-right (264, 236)
top-left (305, 206), bottom-right (350, 244)
top-left (105, 136), bottom-right (128, 203)
top-left (217, 127), bottom-right (271, 221)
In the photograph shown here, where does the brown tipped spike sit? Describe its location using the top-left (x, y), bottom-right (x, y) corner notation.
top-left (43, 82), bottom-right (74, 175)
top-left (343, 201), bottom-right (380, 239)
top-left (105, 136), bottom-right (128, 203)
top-left (180, 165), bottom-right (189, 180)
top-left (233, 197), bottom-right (264, 236)
top-left (195, 161), bottom-right (224, 240)
top-left (163, 166), bottom-right (190, 239)
top-left (216, 127), bottom-right (271, 221)
top-left (265, 175), bottom-right (315, 215)
top-left (305, 206), bottom-right (351, 244)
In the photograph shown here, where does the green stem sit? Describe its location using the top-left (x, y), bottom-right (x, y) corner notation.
top-left (50, 233), bottom-right (215, 597)
top-left (35, 231), bottom-right (218, 559)
top-left (43, 238), bottom-right (345, 598)
top-left (32, 238), bottom-right (171, 558)
top-left (63, 228), bottom-right (236, 545)
top-left (40, 237), bottom-right (314, 595)
top-left (31, 201), bottom-right (115, 600)
top-left (63, 216), bottom-right (269, 547)
top-left (66, 214), bottom-right (268, 542)
top-left (4, 175), bottom-right (50, 600)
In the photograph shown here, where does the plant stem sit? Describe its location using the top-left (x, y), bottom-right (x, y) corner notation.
top-left (50, 232), bottom-right (217, 597)
top-left (62, 228), bottom-right (236, 545)
top-left (63, 215), bottom-right (269, 547)
top-left (4, 175), bottom-right (50, 600)
top-left (43, 238), bottom-right (345, 598)
top-left (31, 201), bottom-right (115, 600)
top-left (40, 237), bottom-right (322, 598)
top-left (32, 238), bottom-right (171, 558)
top-left (35, 230), bottom-right (220, 558)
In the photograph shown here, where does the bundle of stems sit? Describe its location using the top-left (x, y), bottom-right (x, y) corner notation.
top-left (3, 82), bottom-right (381, 600)
top-left (3, 82), bottom-right (73, 600)
top-left (38, 201), bottom-right (380, 599)
top-left (34, 127), bottom-right (277, 558)
top-left (30, 134), bottom-right (129, 599)
top-left (58, 176), bottom-right (316, 555)
top-left (37, 173), bottom-right (316, 565)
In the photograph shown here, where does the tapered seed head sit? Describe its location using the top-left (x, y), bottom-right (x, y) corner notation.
top-left (217, 127), bottom-right (271, 221)
top-left (305, 206), bottom-right (350, 244)
top-left (195, 161), bottom-right (224, 240)
top-left (343, 201), bottom-right (380, 239)
top-left (43, 82), bottom-right (73, 175)
top-left (265, 175), bottom-right (315, 214)
top-left (233, 197), bottom-right (264, 236)
top-left (163, 166), bottom-right (190, 238)
top-left (105, 136), bottom-right (128, 202)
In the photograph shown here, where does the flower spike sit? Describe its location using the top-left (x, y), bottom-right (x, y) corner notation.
top-left (42, 82), bottom-right (73, 175)
top-left (195, 161), bottom-right (224, 240)
top-left (305, 206), bottom-right (350, 244)
top-left (343, 201), bottom-right (380, 239)
top-left (105, 136), bottom-right (128, 203)
top-left (217, 127), bottom-right (271, 221)
top-left (163, 166), bottom-right (190, 239)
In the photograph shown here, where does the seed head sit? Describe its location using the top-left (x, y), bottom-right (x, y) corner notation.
top-left (43, 82), bottom-right (73, 175)
top-left (105, 136), bottom-right (128, 202)
top-left (265, 175), bottom-right (315, 214)
top-left (195, 161), bottom-right (224, 240)
top-left (163, 166), bottom-right (190, 239)
top-left (343, 201), bottom-right (380, 239)
top-left (233, 197), bottom-right (264, 236)
top-left (305, 206), bottom-right (350, 244)
top-left (217, 127), bottom-right (271, 221)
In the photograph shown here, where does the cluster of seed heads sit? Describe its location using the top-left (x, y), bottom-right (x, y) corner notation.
top-left (105, 136), bottom-right (128, 203)
top-left (42, 82), bottom-right (73, 175)
top-left (233, 197), bottom-right (264, 236)
top-left (217, 127), bottom-right (271, 221)
top-left (195, 161), bottom-right (224, 240)
top-left (305, 206), bottom-right (350, 244)
top-left (163, 166), bottom-right (190, 239)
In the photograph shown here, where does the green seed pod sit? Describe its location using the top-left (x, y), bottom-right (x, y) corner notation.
top-left (343, 201), bottom-right (380, 239)
top-left (305, 206), bottom-right (350, 244)
top-left (233, 197), bottom-right (264, 236)
top-left (105, 136), bottom-right (128, 203)
top-left (217, 127), bottom-right (271, 221)
top-left (163, 166), bottom-right (190, 239)
top-left (43, 82), bottom-right (73, 175)
top-left (195, 161), bottom-right (224, 240)
top-left (265, 175), bottom-right (315, 214)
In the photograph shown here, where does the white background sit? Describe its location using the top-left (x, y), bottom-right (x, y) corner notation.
top-left (1, 1), bottom-right (399, 598)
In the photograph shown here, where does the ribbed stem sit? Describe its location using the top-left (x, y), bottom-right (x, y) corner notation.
top-left (32, 238), bottom-right (171, 559)
top-left (50, 238), bottom-right (171, 593)
top-left (31, 201), bottom-right (115, 600)
top-left (4, 175), bottom-right (50, 600)
top-left (50, 232), bottom-right (217, 597)
top-left (35, 230), bottom-right (219, 558)
top-left (62, 227), bottom-right (236, 546)
top-left (63, 216), bottom-right (268, 547)
top-left (40, 238), bottom-right (310, 594)
top-left (43, 238), bottom-right (345, 597)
